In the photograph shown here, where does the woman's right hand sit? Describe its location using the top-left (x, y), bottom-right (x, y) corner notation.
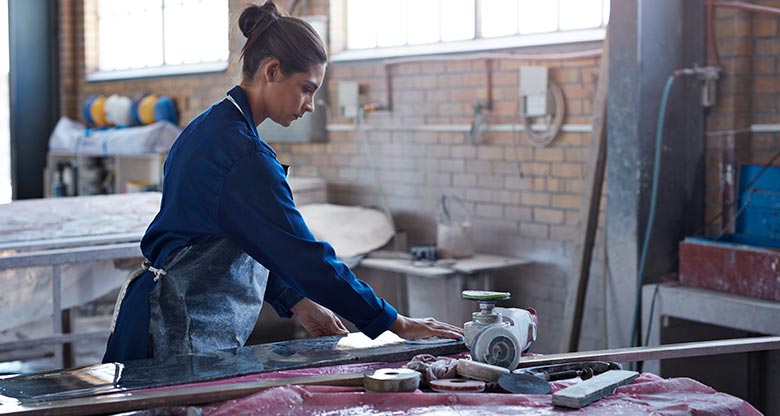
top-left (390, 314), bottom-right (464, 341)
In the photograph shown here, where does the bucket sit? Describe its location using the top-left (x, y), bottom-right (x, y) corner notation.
top-left (436, 194), bottom-right (474, 259)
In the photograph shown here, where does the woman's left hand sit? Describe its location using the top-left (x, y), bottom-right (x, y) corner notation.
top-left (291, 298), bottom-right (350, 337)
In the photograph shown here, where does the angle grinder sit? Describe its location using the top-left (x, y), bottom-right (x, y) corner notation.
top-left (462, 290), bottom-right (538, 371)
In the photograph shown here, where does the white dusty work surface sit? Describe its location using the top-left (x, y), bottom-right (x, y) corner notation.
top-left (0, 192), bottom-right (160, 246)
top-left (0, 193), bottom-right (162, 332)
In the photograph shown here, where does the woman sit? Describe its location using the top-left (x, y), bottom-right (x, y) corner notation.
top-left (103, 1), bottom-right (463, 363)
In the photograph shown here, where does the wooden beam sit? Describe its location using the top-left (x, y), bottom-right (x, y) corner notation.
top-left (559, 29), bottom-right (610, 353)
top-left (522, 336), bottom-right (780, 368)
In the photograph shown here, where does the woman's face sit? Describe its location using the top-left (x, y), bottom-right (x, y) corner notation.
top-left (267, 63), bottom-right (326, 127)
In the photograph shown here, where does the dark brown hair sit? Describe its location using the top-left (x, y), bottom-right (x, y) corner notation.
top-left (238, 1), bottom-right (327, 80)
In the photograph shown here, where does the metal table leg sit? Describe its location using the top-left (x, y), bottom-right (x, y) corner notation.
top-left (52, 265), bottom-right (63, 369)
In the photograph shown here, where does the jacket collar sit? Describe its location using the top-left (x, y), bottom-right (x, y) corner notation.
top-left (227, 85), bottom-right (259, 138)
top-left (226, 85), bottom-right (278, 159)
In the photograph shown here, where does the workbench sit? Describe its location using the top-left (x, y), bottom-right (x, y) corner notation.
top-left (641, 282), bottom-right (780, 375)
top-left (359, 254), bottom-right (531, 325)
top-left (0, 333), bottom-right (762, 415)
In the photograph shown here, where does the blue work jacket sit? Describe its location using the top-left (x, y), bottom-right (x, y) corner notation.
top-left (141, 86), bottom-right (396, 338)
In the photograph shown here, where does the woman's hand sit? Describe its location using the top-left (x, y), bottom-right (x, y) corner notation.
top-left (390, 314), bottom-right (464, 341)
top-left (291, 298), bottom-right (349, 337)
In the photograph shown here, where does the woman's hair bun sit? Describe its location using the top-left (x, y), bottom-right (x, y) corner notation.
top-left (238, 2), bottom-right (281, 38)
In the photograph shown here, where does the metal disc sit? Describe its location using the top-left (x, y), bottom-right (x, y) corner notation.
top-left (497, 373), bottom-right (551, 394)
top-left (472, 326), bottom-right (520, 370)
top-left (462, 290), bottom-right (510, 301)
top-left (429, 378), bottom-right (485, 393)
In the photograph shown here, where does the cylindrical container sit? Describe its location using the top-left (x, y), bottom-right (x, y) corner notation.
top-left (89, 95), bottom-right (108, 127)
top-left (153, 96), bottom-right (179, 125)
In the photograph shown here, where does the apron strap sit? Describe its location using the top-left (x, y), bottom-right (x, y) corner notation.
top-left (143, 260), bottom-right (168, 282)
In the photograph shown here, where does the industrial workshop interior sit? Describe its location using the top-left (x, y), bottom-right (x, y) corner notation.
top-left (1, 0), bottom-right (780, 414)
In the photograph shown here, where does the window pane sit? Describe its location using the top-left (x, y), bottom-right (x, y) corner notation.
top-left (98, 0), bottom-right (163, 70)
top-left (441, 0), bottom-right (474, 41)
top-left (481, 0), bottom-right (518, 38)
top-left (164, 0), bottom-right (228, 65)
top-left (518, 0), bottom-right (557, 34)
top-left (347, 0), bottom-right (377, 49)
top-left (376, 0), bottom-right (407, 47)
top-left (408, 0), bottom-right (439, 45)
top-left (559, 0), bottom-right (603, 30)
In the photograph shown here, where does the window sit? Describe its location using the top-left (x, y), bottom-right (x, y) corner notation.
top-left (85, 0), bottom-right (229, 81)
top-left (0, 0), bottom-right (8, 203)
top-left (338, 0), bottom-right (608, 60)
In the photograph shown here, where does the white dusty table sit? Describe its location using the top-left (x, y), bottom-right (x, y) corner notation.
top-left (359, 254), bottom-right (531, 326)
top-left (0, 192), bottom-right (161, 368)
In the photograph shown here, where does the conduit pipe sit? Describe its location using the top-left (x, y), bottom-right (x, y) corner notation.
top-left (373, 48), bottom-right (604, 113)
top-left (707, 1), bottom-right (780, 66)
top-left (712, 1), bottom-right (780, 16)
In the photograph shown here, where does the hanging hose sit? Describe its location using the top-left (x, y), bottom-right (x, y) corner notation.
top-left (629, 75), bottom-right (676, 355)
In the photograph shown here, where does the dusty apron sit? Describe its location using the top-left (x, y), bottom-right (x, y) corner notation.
top-left (103, 238), bottom-right (269, 362)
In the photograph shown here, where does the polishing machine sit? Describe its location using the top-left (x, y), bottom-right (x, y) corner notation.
top-left (462, 290), bottom-right (537, 370)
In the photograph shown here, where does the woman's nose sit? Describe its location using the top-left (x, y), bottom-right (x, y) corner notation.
top-left (303, 96), bottom-right (315, 113)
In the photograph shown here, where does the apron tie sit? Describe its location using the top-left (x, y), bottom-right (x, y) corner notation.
top-left (143, 260), bottom-right (168, 282)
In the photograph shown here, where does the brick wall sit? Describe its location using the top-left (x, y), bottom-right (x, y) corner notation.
top-left (705, 3), bottom-right (780, 235)
top-left (273, 55), bottom-right (608, 352)
top-left (59, 0), bottom-right (613, 353)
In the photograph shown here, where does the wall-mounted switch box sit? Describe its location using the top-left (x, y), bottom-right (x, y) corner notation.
top-left (338, 81), bottom-right (360, 118)
top-left (520, 66), bottom-right (549, 117)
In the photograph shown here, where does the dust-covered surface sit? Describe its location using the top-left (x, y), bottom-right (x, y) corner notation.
top-left (0, 192), bottom-right (161, 244)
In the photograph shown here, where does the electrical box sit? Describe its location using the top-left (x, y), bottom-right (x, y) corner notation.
top-left (337, 81), bottom-right (360, 118)
top-left (519, 66), bottom-right (549, 117)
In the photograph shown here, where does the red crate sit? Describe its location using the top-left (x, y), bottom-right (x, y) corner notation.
top-left (679, 238), bottom-right (780, 301)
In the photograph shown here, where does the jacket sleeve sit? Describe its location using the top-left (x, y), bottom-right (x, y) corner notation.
top-left (264, 272), bottom-right (304, 318)
top-left (217, 152), bottom-right (397, 338)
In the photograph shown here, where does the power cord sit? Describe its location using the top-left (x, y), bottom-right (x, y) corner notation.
top-left (518, 81), bottom-right (565, 147)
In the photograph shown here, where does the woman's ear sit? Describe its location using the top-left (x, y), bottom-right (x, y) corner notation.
top-left (261, 58), bottom-right (283, 83)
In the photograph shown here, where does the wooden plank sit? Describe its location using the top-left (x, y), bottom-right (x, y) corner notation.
top-left (552, 370), bottom-right (639, 408)
top-left (0, 372), bottom-right (366, 416)
top-left (520, 335), bottom-right (780, 369)
top-left (559, 30), bottom-right (610, 353)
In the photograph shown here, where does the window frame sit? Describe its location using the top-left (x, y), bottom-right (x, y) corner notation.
top-left (332, 0), bottom-right (608, 63)
top-left (83, 0), bottom-right (229, 82)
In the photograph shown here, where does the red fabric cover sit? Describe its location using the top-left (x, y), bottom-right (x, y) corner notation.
top-left (196, 371), bottom-right (759, 416)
